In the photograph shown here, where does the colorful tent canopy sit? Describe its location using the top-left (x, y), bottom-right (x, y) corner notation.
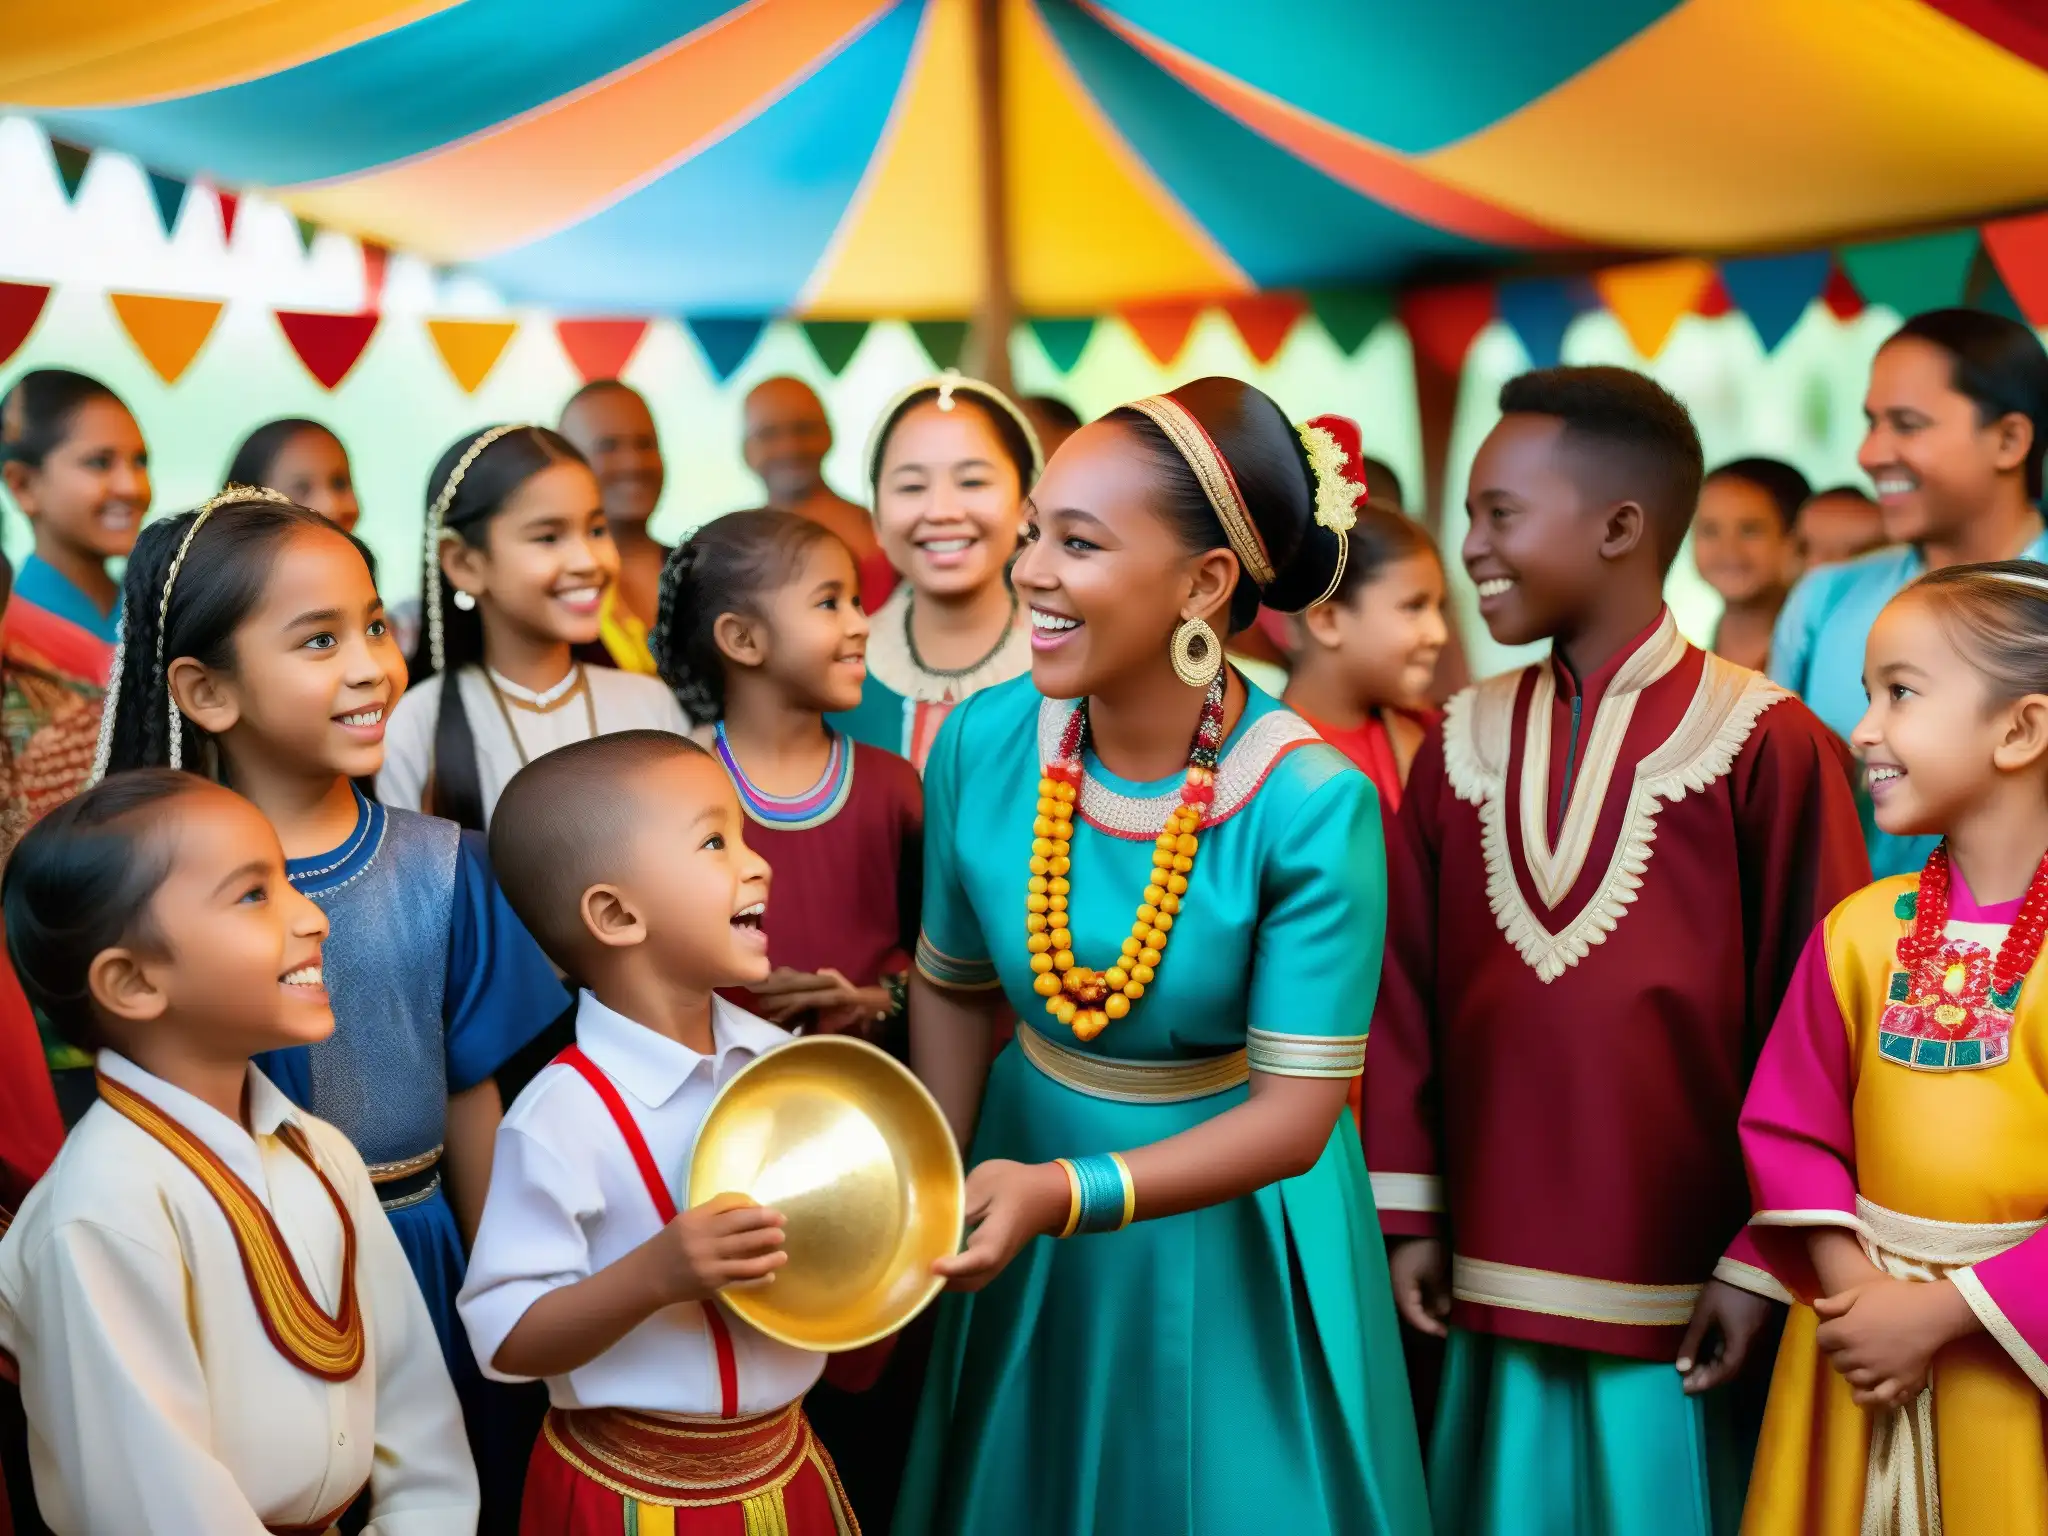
top-left (10, 0), bottom-right (2048, 318)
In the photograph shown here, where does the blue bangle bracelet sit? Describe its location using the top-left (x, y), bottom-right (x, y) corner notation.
top-left (1069, 1152), bottom-right (1133, 1235)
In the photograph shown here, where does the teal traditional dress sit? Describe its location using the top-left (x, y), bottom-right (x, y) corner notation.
top-left (896, 674), bottom-right (1430, 1535)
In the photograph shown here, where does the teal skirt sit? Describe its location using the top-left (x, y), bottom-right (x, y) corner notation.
top-left (893, 1043), bottom-right (1429, 1535)
top-left (1429, 1330), bottom-right (1757, 1536)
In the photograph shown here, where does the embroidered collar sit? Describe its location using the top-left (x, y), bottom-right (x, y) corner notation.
top-left (863, 584), bottom-right (1031, 706)
top-left (288, 786), bottom-right (387, 898)
top-left (714, 723), bottom-right (855, 830)
top-left (1548, 609), bottom-right (1681, 708)
top-left (1035, 685), bottom-right (1320, 839)
top-left (487, 662), bottom-right (582, 710)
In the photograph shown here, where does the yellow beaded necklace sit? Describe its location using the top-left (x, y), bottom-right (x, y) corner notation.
top-left (1027, 675), bottom-right (1225, 1041)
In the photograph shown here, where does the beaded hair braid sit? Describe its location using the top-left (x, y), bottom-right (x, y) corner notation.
top-left (424, 423), bottom-right (524, 676)
top-left (651, 539), bottom-right (720, 724)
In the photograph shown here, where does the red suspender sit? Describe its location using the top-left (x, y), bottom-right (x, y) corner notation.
top-left (554, 1046), bottom-right (740, 1418)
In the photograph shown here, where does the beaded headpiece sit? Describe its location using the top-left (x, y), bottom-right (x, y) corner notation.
top-left (88, 484), bottom-right (293, 785)
top-left (425, 423), bottom-right (526, 675)
top-left (1125, 394), bottom-right (1276, 589)
top-left (863, 371), bottom-right (1044, 492)
top-left (1292, 413), bottom-right (1372, 612)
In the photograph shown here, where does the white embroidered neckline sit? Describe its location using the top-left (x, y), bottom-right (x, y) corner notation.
top-left (1036, 695), bottom-right (1322, 839)
top-left (1443, 620), bottom-right (1787, 982)
top-left (863, 585), bottom-right (1031, 706)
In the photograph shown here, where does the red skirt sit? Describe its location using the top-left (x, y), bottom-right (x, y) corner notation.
top-left (521, 1402), bottom-right (858, 1535)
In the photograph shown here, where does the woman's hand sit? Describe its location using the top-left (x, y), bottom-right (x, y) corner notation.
top-left (750, 967), bottom-right (889, 1035)
top-left (932, 1159), bottom-right (1072, 1292)
top-left (1814, 1275), bottom-right (1979, 1409)
top-left (1388, 1237), bottom-right (1451, 1338)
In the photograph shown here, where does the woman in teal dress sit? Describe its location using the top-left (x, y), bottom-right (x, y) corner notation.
top-left (897, 378), bottom-right (1429, 1535)
top-left (831, 373), bottom-right (1039, 774)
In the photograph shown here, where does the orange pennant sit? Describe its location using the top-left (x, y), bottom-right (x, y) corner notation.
top-left (1121, 301), bottom-right (1203, 367)
top-left (109, 292), bottom-right (225, 384)
top-left (1982, 211), bottom-right (2048, 327)
top-left (426, 318), bottom-right (518, 395)
top-left (1594, 258), bottom-right (1715, 360)
top-left (1221, 294), bottom-right (1308, 366)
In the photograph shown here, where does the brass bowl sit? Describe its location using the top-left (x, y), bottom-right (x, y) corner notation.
top-left (688, 1035), bottom-right (963, 1352)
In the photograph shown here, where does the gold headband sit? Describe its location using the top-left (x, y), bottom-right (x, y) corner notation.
top-left (1125, 395), bottom-right (1275, 588)
top-left (863, 371), bottom-right (1044, 490)
top-left (425, 423), bottom-right (527, 674)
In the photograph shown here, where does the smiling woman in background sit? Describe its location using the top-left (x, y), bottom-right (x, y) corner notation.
top-left (832, 374), bottom-right (1041, 773)
top-left (1692, 456), bottom-right (1808, 672)
top-left (1771, 308), bottom-right (2048, 877)
top-left (225, 417), bottom-right (360, 533)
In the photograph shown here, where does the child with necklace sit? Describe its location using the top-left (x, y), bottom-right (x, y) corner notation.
top-left (651, 507), bottom-right (923, 1531)
top-left (1741, 560), bottom-right (2048, 1536)
top-left (378, 425), bottom-right (689, 832)
top-left (96, 488), bottom-right (568, 1530)
top-left (831, 374), bottom-right (1040, 775)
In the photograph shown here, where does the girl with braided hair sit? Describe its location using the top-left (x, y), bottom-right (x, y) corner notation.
top-left (652, 508), bottom-right (926, 1529)
top-left (377, 424), bottom-right (687, 831)
top-left (96, 487), bottom-right (566, 1526)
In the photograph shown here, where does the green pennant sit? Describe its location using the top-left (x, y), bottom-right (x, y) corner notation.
top-left (1028, 317), bottom-right (1096, 374)
top-left (909, 320), bottom-right (970, 372)
top-left (1838, 229), bottom-right (1978, 316)
top-left (294, 217), bottom-right (319, 255)
top-left (49, 141), bottom-right (91, 201)
top-left (801, 320), bottom-right (870, 376)
top-left (146, 172), bottom-right (188, 237)
top-left (1308, 289), bottom-right (1393, 356)
top-left (1965, 244), bottom-right (2027, 324)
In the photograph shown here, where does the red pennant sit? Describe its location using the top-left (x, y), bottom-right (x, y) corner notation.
top-left (556, 319), bottom-right (649, 384)
top-left (216, 189), bottom-right (239, 245)
top-left (1121, 302), bottom-right (1202, 367)
top-left (1221, 294), bottom-right (1308, 365)
top-left (1399, 283), bottom-right (1495, 375)
top-left (1694, 273), bottom-right (1734, 319)
top-left (362, 243), bottom-right (391, 310)
top-left (1821, 261), bottom-right (1865, 321)
top-left (0, 282), bottom-right (52, 369)
top-left (1982, 211), bottom-right (2048, 326)
top-left (275, 310), bottom-right (379, 390)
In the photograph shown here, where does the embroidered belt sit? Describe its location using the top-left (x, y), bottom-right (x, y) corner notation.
top-left (1450, 1255), bottom-right (1702, 1327)
top-left (544, 1402), bottom-right (822, 1509)
top-left (1017, 1027), bottom-right (1248, 1103)
top-left (264, 1479), bottom-right (366, 1534)
top-left (1850, 1197), bottom-right (2044, 1536)
top-left (368, 1145), bottom-right (443, 1212)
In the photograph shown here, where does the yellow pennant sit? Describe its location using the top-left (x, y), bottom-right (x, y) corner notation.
top-left (1593, 258), bottom-right (1715, 361)
top-left (426, 317), bottom-right (518, 395)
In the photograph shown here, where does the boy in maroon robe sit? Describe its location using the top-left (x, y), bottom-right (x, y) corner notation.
top-left (1366, 367), bottom-right (1869, 1535)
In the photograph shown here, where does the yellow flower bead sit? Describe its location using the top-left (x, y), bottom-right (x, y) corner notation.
top-left (1132, 964), bottom-right (1155, 985)
top-left (1146, 929), bottom-right (1168, 950)
top-left (1030, 856), bottom-right (1050, 876)
top-left (1057, 783), bottom-right (1077, 802)
top-left (1152, 849), bottom-right (1175, 869)
top-left (1073, 1011), bottom-right (1107, 1042)
top-left (1104, 994), bottom-right (1131, 1020)
top-left (1038, 777), bottom-right (1057, 796)
top-left (1054, 951), bottom-right (1075, 970)
top-left (1032, 838), bottom-right (1055, 858)
top-left (1027, 934), bottom-right (1053, 955)
top-left (1051, 857), bottom-right (1071, 875)
top-left (1027, 913), bottom-right (1048, 934)
top-left (1125, 981), bottom-right (1145, 999)
top-left (1051, 928), bottom-right (1073, 950)
top-left (1136, 904), bottom-right (1158, 926)
top-left (1171, 855), bottom-right (1193, 873)
top-left (1029, 876), bottom-right (1049, 895)
top-left (1027, 893), bottom-right (1050, 914)
top-left (1121, 937), bottom-right (1142, 959)
top-left (1049, 877), bottom-right (1070, 896)
top-left (1048, 895), bottom-right (1068, 914)
top-left (1156, 832), bottom-right (1178, 851)
top-left (1030, 952), bottom-right (1054, 974)
top-left (1105, 967), bottom-right (1129, 990)
top-left (1167, 874), bottom-right (1189, 895)
top-left (1159, 893), bottom-right (1181, 915)
top-left (1176, 833), bottom-right (1198, 856)
top-left (1054, 999), bottom-right (1078, 1025)
top-left (1144, 884), bottom-right (1165, 907)
top-left (1045, 994), bottom-right (1063, 1013)
top-left (1139, 947), bottom-right (1161, 968)
top-left (1153, 912), bottom-right (1174, 933)
top-left (1033, 817), bottom-right (1053, 839)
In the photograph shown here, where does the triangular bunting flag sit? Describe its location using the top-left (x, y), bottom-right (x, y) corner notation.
top-left (801, 320), bottom-right (869, 376)
top-left (1496, 278), bottom-right (1594, 369)
top-left (49, 142), bottom-right (90, 201)
top-left (275, 310), bottom-right (379, 391)
top-left (1821, 261), bottom-right (1864, 321)
top-left (426, 318), bottom-right (518, 395)
top-left (362, 243), bottom-right (390, 309)
top-left (1398, 283), bottom-right (1495, 375)
top-left (109, 293), bottom-right (224, 384)
top-left (1594, 258), bottom-right (1714, 359)
top-left (216, 190), bottom-right (240, 245)
top-left (1121, 302), bottom-right (1202, 367)
top-left (147, 173), bottom-right (188, 238)
top-left (685, 317), bottom-right (768, 382)
top-left (1694, 273), bottom-right (1734, 319)
top-left (294, 218), bottom-right (319, 255)
top-left (1221, 294), bottom-right (1308, 366)
top-left (1837, 230), bottom-right (1977, 317)
top-left (1308, 290), bottom-right (1392, 357)
top-left (556, 319), bottom-right (649, 384)
top-left (1965, 245), bottom-right (2028, 325)
top-left (0, 282), bottom-right (52, 369)
top-left (1719, 251), bottom-right (1832, 352)
top-left (1029, 318), bottom-right (1096, 374)
top-left (910, 320), bottom-right (970, 373)
top-left (1980, 211), bottom-right (2048, 327)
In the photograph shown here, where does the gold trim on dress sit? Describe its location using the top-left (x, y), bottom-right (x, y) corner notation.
top-left (1711, 1256), bottom-right (1793, 1305)
top-left (1369, 1171), bottom-right (1443, 1214)
top-left (544, 1404), bottom-right (817, 1510)
top-left (1443, 620), bottom-right (1788, 983)
top-left (1451, 1255), bottom-right (1702, 1327)
top-left (1017, 1026), bottom-right (1248, 1103)
top-left (1244, 1027), bottom-right (1367, 1078)
top-left (366, 1145), bottom-right (443, 1183)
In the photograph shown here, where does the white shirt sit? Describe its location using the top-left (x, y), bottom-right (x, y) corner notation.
top-left (0, 1052), bottom-right (477, 1535)
top-left (458, 992), bottom-right (825, 1414)
top-left (378, 664), bottom-right (690, 828)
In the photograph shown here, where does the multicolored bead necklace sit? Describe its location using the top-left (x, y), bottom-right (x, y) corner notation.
top-left (1028, 673), bottom-right (1225, 1041)
top-left (1897, 843), bottom-right (2048, 1008)
top-left (714, 722), bottom-right (853, 831)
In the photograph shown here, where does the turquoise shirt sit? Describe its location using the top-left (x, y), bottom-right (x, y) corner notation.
top-left (1770, 526), bottom-right (2048, 878)
top-left (15, 555), bottom-right (121, 645)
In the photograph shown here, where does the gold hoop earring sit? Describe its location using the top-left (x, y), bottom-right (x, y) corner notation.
top-left (1170, 615), bottom-right (1222, 689)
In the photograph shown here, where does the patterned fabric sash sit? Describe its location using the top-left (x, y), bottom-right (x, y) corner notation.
top-left (1016, 1026), bottom-right (1249, 1103)
top-left (554, 1046), bottom-right (742, 1417)
top-left (96, 1071), bottom-right (364, 1381)
top-left (1854, 1197), bottom-right (2044, 1536)
top-left (543, 1403), bottom-right (833, 1512)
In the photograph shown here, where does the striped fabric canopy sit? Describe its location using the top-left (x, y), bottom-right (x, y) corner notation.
top-left (10, 0), bottom-right (2048, 318)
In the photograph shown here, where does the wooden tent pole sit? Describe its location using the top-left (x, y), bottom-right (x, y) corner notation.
top-left (969, 0), bottom-right (1016, 392)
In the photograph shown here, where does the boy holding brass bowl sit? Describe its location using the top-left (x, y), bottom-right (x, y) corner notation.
top-left (457, 730), bottom-right (861, 1535)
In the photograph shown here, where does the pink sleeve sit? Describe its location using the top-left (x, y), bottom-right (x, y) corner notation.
top-left (1957, 1235), bottom-right (2048, 1396)
top-left (1738, 926), bottom-right (1860, 1300)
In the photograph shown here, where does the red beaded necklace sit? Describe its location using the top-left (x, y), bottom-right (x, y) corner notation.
top-left (1898, 843), bottom-right (2048, 1005)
